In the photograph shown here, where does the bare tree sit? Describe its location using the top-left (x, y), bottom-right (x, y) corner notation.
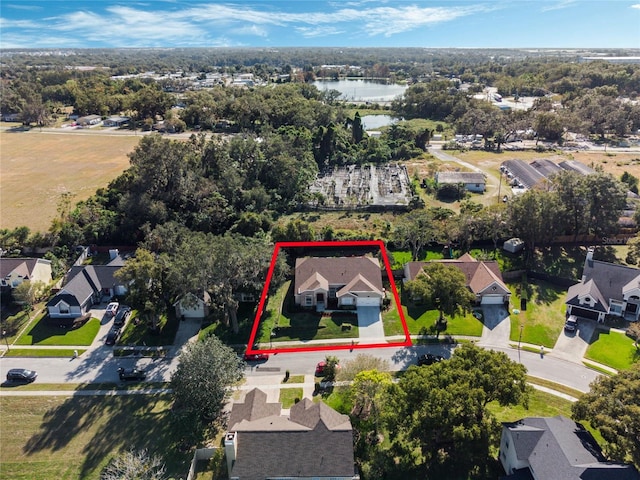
top-left (101, 449), bottom-right (166, 480)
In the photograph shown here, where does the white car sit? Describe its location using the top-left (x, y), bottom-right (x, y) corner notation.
top-left (105, 302), bottom-right (119, 317)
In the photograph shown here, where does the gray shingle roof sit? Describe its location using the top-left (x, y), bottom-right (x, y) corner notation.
top-left (47, 265), bottom-right (122, 308)
top-left (502, 416), bottom-right (639, 480)
top-left (228, 389), bottom-right (355, 480)
top-left (502, 159), bottom-right (546, 189)
top-left (436, 171), bottom-right (486, 184)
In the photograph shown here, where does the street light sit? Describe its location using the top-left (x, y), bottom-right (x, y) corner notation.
top-left (518, 324), bottom-right (523, 350)
top-left (2, 330), bottom-right (9, 352)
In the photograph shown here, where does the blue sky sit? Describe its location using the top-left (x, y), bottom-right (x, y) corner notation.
top-left (1, 1), bottom-right (639, 49)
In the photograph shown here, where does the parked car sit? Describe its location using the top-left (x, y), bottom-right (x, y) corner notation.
top-left (243, 352), bottom-right (269, 362)
top-left (564, 315), bottom-right (578, 332)
top-left (315, 360), bottom-right (340, 376)
top-left (113, 306), bottom-right (131, 326)
top-left (117, 367), bottom-right (146, 381)
top-left (105, 326), bottom-right (122, 346)
top-left (6, 368), bottom-right (37, 383)
top-left (105, 302), bottom-right (119, 317)
top-left (417, 353), bottom-right (444, 366)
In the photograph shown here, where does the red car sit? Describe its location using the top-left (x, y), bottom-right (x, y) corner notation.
top-left (243, 352), bottom-right (269, 362)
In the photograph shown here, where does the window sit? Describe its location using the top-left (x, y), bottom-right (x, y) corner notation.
top-left (305, 295), bottom-right (313, 306)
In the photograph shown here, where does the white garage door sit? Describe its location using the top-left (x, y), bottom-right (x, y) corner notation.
top-left (481, 295), bottom-right (505, 305)
top-left (357, 296), bottom-right (381, 307)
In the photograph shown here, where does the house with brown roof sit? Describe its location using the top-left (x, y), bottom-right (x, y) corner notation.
top-left (224, 388), bottom-right (358, 480)
top-left (294, 256), bottom-right (384, 311)
top-left (404, 253), bottom-right (510, 306)
top-left (499, 415), bottom-right (639, 479)
top-left (566, 247), bottom-right (640, 322)
top-left (0, 257), bottom-right (52, 292)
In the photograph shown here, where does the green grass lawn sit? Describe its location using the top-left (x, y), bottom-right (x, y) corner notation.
top-left (15, 315), bottom-right (100, 346)
top-left (199, 302), bottom-right (259, 347)
top-left (508, 280), bottom-right (566, 348)
top-left (0, 394), bottom-right (189, 480)
top-left (383, 288), bottom-right (483, 337)
top-left (4, 348), bottom-right (87, 357)
top-left (282, 374), bottom-right (305, 384)
top-left (257, 280), bottom-right (359, 344)
top-left (119, 310), bottom-right (180, 346)
top-left (279, 388), bottom-right (304, 408)
top-left (585, 329), bottom-right (640, 371)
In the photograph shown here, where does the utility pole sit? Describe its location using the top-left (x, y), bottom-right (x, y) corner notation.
top-left (2, 330), bottom-right (9, 352)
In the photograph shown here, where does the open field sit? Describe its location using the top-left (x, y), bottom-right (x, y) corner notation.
top-left (0, 131), bottom-right (140, 232)
top-left (0, 394), bottom-right (188, 480)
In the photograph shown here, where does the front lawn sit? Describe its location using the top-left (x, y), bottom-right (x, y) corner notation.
top-left (0, 394), bottom-right (188, 480)
top-left (279, 388), bottom-right (304, 408)
top-left (585, 329), bottom-right (640, 371)
top-left (15, 314), bottom-right (100, 346)
top-left (199, 302), bottom-right (259, 347)
top-left (257, 280), bottom-right (359, 343)
top-left (4, 348), bottom-right (87, 358)
top-left (508, 280), bottom-right (566, 348)
top-left (383, 288), bottom-right (483, 337)
top-left (119, 310), bottom-right (180, 346)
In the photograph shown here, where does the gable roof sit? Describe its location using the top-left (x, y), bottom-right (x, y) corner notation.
top-left (567, 257), bottom-right (640, 310)
top-left (228, 389), bottom-right (355, 480)
top-left (406, 254), bottom-right (509, 295)
top-left (46, 265), bottom-right (122, 307)
top-left (295, 256), bottom-right (382, 295)
top-left (0, 258), bottom-right (50, 281)
top-left (337, 273), bottom-right (383, 297)
top-left (503, 416), bottom-right (639, 480)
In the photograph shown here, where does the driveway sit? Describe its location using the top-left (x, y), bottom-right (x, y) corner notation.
top-left (551, 319), bottom-right (596, 363)
top-left (478, 305), bottom-right (511, 347)
top-left (356, 306), bottom-right (385, 343)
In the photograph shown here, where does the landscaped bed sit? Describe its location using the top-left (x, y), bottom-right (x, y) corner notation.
top-left (15, 314), bottom-right (101, 346)
top-left (585, 328), bottom-right (639, 371)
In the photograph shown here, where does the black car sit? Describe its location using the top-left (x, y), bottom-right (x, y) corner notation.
top-left (6, 368), bottom-right (37, 383)
top-left (113, 306), bottom-right (131, 326)
top-left (117, 367), bottom-right (146, 381)
top-left (105, 326), bottom-right (122, 346)
top-left (417, 354), bottom-right (444, 366)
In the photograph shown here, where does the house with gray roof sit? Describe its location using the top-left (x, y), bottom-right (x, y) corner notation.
top-left (46, 257), bottom-right (126, 319)
top-left (294, 256), bottom-right (383, 311)
top-left (499, 415), bottom-right (639, 479)
top-left (435, 171), bottom-right (486, 193)
top-left (0, 257), bottom-right (52, 292)
top-left (566, 247), bottom-right (640, 322)
top-left (225, 388), bottom-right (358, 480)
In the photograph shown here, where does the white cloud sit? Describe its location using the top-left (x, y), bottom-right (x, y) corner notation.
top-left (295, 26), bottom-right (346, 38)
top-left (541, 1), bottom-right (578, 12)
top-left (631, 3), bottom-right (640, 8)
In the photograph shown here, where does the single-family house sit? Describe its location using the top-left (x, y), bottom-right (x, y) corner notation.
top-left (404, 253), bottom-right (510, 305)
top-left (0, 257), bottom-right (52, 292)
top-left (435, 171), bottom-right (486, 193)
top-left (225, 388), bottom-right (358, 480)
top-left (294, 256), bottom-right (384, 311)
top-left (103, 115), bottom-right (130, 127)
top-left (174, 291), bottom-right (210, 319)
top-left (499, 415), bottom-right (639, 479)
top-left (76, 115), bottom-right (102, 126)
top-left (46, 258), bottom-right (126, 319)
top-left (566, 247), bottom-right (640, 322)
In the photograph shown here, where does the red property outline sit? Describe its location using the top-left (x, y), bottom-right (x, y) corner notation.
top-left (245, 240), bottom-right (411, 355)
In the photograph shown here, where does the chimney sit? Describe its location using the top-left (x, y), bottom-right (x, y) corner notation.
top-left (586, 247), bottom-right (594, 263)
top-left (224, 432), bottom-right (237, 477)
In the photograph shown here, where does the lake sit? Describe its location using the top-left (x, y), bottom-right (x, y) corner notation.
top-left (313, 79), bottom-right (408, 102)
top-left (360, 115), bottom-right (399, 130)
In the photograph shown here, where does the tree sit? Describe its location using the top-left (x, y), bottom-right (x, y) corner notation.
top-left (337, 353), bottom-right (390, 382)
top-left (11, 280), bottom-right (47, 308)
top-left (101, 449), bottom-right (166, 480)
top-left (352, 112), bottom-right (364, 144)
top-left (392, 209), bottom-right (439, 261)
top-left (322, 355), bottom-right (340, 382)
top-left (385, 344), bottom-right (529, 477)
top-left (572, 365), bottom-right (640, 468)
top-left (170, 335), bottom-right (244, 444)
top-left (405, 262), bottom-right (475, 325)
top-left (351, 369), bottom-right (393, 434)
